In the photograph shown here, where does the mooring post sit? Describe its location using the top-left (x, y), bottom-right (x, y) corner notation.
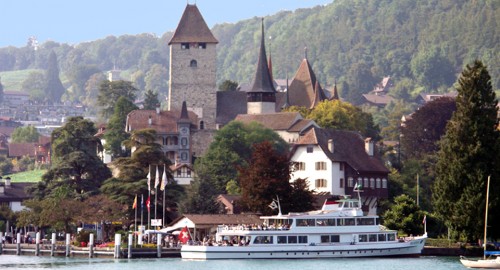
top-left (128, 234), bottom-right (133, 259)
top-left (0, 232), bottom-right (3, 254)
top-left (16, 233), bottom-right (21, 255)
top-left (89, 233), bottom-right (94, 258)
top-left (114, 233), bottom-right (121, 259)
top-left (51, 233), bottom-right (56, 256)
top-left (65, 233), bottom-right (71, 257)
top-left (157, 233), bottom-right (162, 258)
top-left (35, 232), bottom-right (41, 256)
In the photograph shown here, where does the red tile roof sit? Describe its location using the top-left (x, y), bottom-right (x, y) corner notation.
top-left (8, 143), bottom-right (36, 158)
top-left (126, 109), bottom-right (198, 134)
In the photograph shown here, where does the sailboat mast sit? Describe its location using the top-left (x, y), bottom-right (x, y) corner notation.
top-left (483, 175), bottom-right (490, 260)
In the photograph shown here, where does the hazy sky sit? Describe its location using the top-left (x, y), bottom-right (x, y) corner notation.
top-left (1, 0), bottom-right (332, 48)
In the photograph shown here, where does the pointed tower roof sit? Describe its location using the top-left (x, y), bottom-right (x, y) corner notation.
top-left (178, 101), bottom-right (191, 124)
top-left (248, 19), bottom-right (276, 93)
top-left (330, 80), bottom-right (340, 100)
top-left (169, 4), bottom-right (218, 45)
top-left (268, 47), bottom-right (274, 83)
top-left (287, 52), bottom-right (327, 108)
top-left (310, 81), bottom-right (324, 108)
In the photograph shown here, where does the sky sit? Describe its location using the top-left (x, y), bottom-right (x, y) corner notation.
top-left (1, 0), bottom-right (333, 48)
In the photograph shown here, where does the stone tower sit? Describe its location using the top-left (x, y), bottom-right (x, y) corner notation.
top-left (168, 4), bottom-right (218, 130)
top-left (247, 19), bottom-right (276, 115)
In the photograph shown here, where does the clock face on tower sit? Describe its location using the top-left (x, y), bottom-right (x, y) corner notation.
top-left (181, 127), bottom-right (188, 134)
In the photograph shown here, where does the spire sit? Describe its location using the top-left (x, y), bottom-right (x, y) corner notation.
top-left (330, 80), bottom-right (340, 100)
top-left (248, 18), bottom-right (276, 93)
top-left (268, 36), bottom-right (273, 83)
top-left (178, 100), bottom-right (190, 123)
top-left (282, 73), bottom-right (290, 110)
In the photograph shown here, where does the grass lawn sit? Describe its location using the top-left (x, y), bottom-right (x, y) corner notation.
top-left (4, 169), bottom-right (46, 183)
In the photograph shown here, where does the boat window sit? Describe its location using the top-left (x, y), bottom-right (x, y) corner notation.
top-left (344, 218), bottom-right (355, 226)
top-left (277, 236), bottom-right (287, 244)
top-left (320, 235), bottom-right (340, 243)
top-left (320, 235), bottom-right (330, 243)
top-left (253, 236), bottom-right (273, 244)
top-left (298, 236), bottom-right (308, 243)
top-left (330, 235), bottom-right (340, 242)
top-left (357, 218), bottom-right (375, 225)
top-left (297, 219), bottom-right (315, 226)
top-left (369, 234), bottom-right (377, 242)
top-left (378, 234), bottom-right (386, 242)
top-left (359, 234), bottom-right (367, 242)
top-left (316, 219), bottom-right (335, 226)
top-left (388, 233), bottom-right (396, 241)
top-left (288, 236), bottom-right (297, 243)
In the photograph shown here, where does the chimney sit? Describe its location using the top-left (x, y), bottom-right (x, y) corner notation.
top-left (5, 177), bottom-right (11, 188)
top-left (328, 139), bottom-right (334, 153)
top-left (365, 138), bottom-right (374, 156)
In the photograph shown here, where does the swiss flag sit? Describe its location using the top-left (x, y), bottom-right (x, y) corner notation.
top-left (179, 226), bottom-right (191, 244)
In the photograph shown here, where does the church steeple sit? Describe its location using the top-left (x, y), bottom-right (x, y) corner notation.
top-left (247, 19), bottom-right (276, 115)
top-left (330, 80), bottom-right (340, 100)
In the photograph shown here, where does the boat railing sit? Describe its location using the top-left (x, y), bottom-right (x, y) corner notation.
top-left (218, 224), bottom-right (290, 233)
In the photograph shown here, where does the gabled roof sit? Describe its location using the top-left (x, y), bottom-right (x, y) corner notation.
top-left (168, 4), bottom-right (218, 45)
top-left (126, 109), bottom-right (198, 134)
top-left (0, 182), bottom-right (33, 203)
top-left (362, 93), bottom-right (394, 106)
top-left (8, 143), bottom-right (36, 158)
top-left (248, 19), bottom-right (276, 94)
top-left (235, 112), bottom-right (307, 131)
top-left (292, 127), bottom-right (389, 173)
top-left (287, 58), bottom-right (327, 108)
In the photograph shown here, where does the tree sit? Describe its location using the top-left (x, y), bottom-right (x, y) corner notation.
top-left (383, 194), bottom-right (426, 236)
top-left (411, 47), bottom-right (456, 90)
top-left (194, 121), bottom-right (288, 195)
top-left (66, 65), bottom-right (101, 102)
top-left (44, 51), bottom-right (66, 103)
top-left (82, 72), bottom-right (106, 114)
top-left (30, 117), bottom-right (111, 199)
top-left (21, 71), bottom-right (45, 103)
top-left (218, 80), bottom-right (238, 91)
top-left (239, 141), bottom-right (293, 215)
top-left (103, 96), bottom-right (138, 159)
top-left (0, 76), bottom-right (4, 104)
top-left (296, 100), bottom-right (381, 140)
top-left (11, 125), bottom-right (40, 143)
top-left (345, 61), bottom-right (377, 105)
top-left (401, 97), bottom-right (456, 159)
top-left (97, 80), bottom-right (138, 120)
top-left (144, 64), bottom-right (168, 96)
top-left (143, 89), bottom-right (159, 110)
top-left (432, 60), bottom-right (500, 242)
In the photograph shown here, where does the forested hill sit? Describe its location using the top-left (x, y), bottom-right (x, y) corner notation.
top-left (0, 0), bottom-right (498, 104)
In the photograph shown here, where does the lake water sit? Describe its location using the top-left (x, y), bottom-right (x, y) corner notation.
top-left (0, 255), bottom-right (467, 270)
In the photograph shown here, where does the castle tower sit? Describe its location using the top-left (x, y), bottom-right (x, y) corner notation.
top-left (168, 4), bottom-right (218, 130)
top-left (177, 101), bottom-right (192, 164)
top-left (247, 19), bottom-right (276, 115)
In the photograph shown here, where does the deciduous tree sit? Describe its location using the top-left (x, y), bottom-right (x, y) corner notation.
top-left (104, 96), bottom-right (138, 159)
top-left (97, 80), bottom-right (138, 120)
top-left (11, 125), bottom-right (40, 143)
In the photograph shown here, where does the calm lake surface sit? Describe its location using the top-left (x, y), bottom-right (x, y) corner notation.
top-left (0, 255), bottom-right (467, 270)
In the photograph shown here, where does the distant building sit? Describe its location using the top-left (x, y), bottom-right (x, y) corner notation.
top-left (362, 76), bottom-right (394, 107)
top-left (3, 91), bottom-right (30, 106)
top-left (0, 177), bottom-right (33, 212)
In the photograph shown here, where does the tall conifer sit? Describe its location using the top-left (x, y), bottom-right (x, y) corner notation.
top-left (433, 60), bottom-right (500, 241)
top-left (45, 51), bottom-right (66, 103)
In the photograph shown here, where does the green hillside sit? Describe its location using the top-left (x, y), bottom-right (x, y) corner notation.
top-left (0, 69), bottom-right (42, 91)
top-left (5, 169), bottom-right (45, 183)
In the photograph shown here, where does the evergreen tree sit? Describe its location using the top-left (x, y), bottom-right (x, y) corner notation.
top-left (143, 89), bottom-right (159, 110)
top-left (44, 51), bottom-right (66, 103)
top-left (104, 96), bottom-right (138, 159)
top-left (432, 60), bottom-right (500, 242)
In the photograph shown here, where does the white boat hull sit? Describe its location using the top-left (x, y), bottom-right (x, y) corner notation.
top-left (460, 257), bottom-right (500, 269)
top-left (181, 236), bottom-right (426, 260)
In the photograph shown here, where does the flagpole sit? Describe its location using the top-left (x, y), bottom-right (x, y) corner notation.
top-left (140, 194), bottom-right (144, 231)
top-left (162, 187), bottom-right (166, 228)
top-left (134, 194), bottom-right (137, 246)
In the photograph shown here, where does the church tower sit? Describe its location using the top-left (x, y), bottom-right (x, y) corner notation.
top-left (247, 19), bottom-right (276, 115)
top-left (168, 4), bottom-right (218, 130)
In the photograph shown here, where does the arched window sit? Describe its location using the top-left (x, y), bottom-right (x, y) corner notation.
top-left (190, 59), bottom-right (197, 67)
top-left (382, 178), bottom-right (388, 188)
top-left (370, 178), bottom-right (375, 189)
top-left (199, 121), bottom-right (205, 130)
top-left (376, 178), bottom-right (381, 188)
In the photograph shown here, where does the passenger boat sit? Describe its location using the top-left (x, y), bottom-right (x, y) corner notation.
top-left (181, 193), bottom-right (427, 260)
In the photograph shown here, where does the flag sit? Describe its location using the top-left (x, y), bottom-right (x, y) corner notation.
top-left (154, 165), bottom-right (160, 189)
top-left (422, 215), bottom-right (426, 224)
top-left (179, 226), bottom-right (190, 244)
top-left (160, 165), bottom-right (167, 191)
top-left (147, 166), bottom-right (151, 191)
top-left (132, 195), bottom-right (137, 209)
top-left (269, 200), bottom-right (278, 210)
top-left (141, 194), bottom-right (144, 210)
top-left (146, 196), bottom-right (151, 212)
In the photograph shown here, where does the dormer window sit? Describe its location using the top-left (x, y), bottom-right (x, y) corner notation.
top-left (181, 43), bottom-right (190, 50)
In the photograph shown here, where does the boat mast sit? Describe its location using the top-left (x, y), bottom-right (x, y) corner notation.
top-left (483, 175), bottom-right (490, 260)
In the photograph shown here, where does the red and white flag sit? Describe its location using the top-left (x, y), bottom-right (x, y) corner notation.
top-left (179, 226), bottom-right (191, 244)
top-left (146, 196), bottom-right (151, 212)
